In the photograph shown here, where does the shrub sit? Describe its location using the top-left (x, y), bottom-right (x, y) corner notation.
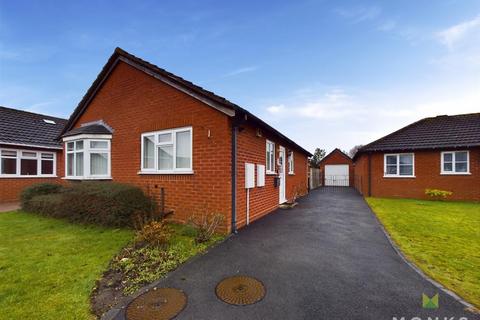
top-left (425, 188), bottom-right (453, 199)
top-left (23, 193), bottom-right (63, 216)
top-left (21, 183), bottom-right (64, 206)
top-left (134, 220), bottom-right (173, 247)
top-left (188, 213), bottom-right (224, 243)
top-left (25, 182), bottom-right (154, 227)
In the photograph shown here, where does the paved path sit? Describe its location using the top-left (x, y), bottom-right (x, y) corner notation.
top-left (0, 202), bottom-right (20, 212)
top-left (111, 188), bottom-right (477, 320)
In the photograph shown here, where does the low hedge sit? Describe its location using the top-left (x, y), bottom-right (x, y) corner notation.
top-left (20, 183), bottom-right (64, 204)
top-left (22, 182), bottom-right (154, 227)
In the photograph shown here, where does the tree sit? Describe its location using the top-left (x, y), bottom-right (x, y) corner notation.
top-left (309, 148), bottom-right (326, 167)
top-left (348, 145), bottom-right (364, 158)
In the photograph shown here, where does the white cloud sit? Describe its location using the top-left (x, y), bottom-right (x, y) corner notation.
top-left (224, 66), bottom-right (258, 77)
top-left (436, 15), bottom-right (480, 49)
top-left (378, 20), bottom-right (397, 32)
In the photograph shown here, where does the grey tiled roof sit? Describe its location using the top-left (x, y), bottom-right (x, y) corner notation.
top-left (0, 106), bottom-right (67, 149)
top-left (359, 113), bottom-right (480, 153)
top-left (62, 123), bottom-right (112, 137)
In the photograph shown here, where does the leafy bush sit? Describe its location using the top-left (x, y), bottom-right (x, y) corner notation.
top-left (21, 183), bottom-right (64, 205)
top-left (188, 213), bottom-right (224, 243)
top-left (24, 182), bottom-right (154, 227)
top-left (134, 220), bottom-right (173, 247)
top-left (425, 188), bottom-right (453, 199)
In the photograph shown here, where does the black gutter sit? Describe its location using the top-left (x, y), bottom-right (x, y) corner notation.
top-left (231, 124), bottom-right (238, 234)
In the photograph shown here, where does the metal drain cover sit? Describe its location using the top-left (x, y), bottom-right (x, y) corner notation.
top-left (215, 276), bottom-right (266, 305)
top-left (126, 288), bottom-right (187, 320)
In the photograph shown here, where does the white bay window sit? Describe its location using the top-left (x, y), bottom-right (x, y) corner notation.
top-left (140, 127), bottom-right (192, 174)
top-left (64, 137), bottom-right (111, 179)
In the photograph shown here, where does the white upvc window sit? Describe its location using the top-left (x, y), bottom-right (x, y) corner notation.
top-left (140, 127), bottom-right (193, 174)
top-left (288, 151), bottom-right (294, 174)
top-left (441, 151), bottom-right (470, 174)
top-left (64, 138), bottom-right (111, 179)
top-left (384, 153), bottom-right (415, 177)
top-left (266, 140), bottom-right (275, 174)
top-left (0, 148), bottom-right (56, 178)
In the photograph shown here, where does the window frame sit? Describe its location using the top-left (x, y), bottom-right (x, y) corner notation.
top-left (139, 126), bottom-right (193, 175)
top-left (288, 151), bottom-right (294, 174)
top-left (64, 138), bottom-right (111, 180)
top-left (383, 153), bottom-right (415, 178)
top-left (440, 150), bottom-right (470, 175)
top-left (266, 140), bottom-right (276, 174)
top-left (0, 148), bottom-right (56, 178)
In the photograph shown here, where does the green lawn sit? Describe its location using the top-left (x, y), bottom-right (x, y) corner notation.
top-left (0, 211), bottom-right (133, 320)
top-left (366, 198), bottom-right (480, 308)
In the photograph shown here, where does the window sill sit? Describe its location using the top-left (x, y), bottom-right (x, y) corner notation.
top-left (288, 173), bottom-right (295, 175)
top-left (0, 175), bottom-right (57, 179)
top-left (383, 175), bottom-right (416, 179)
top-left (440, 172), bottom-right (471, 176)
top-left (63, 176), bottom-right (112, 180)
top-left (138, 170), bottom-right (194, 175)
top-left (266, 172), bottom-right (277, 176)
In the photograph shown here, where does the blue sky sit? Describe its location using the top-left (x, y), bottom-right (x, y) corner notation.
top-left (1, 0), bottom-right (479, 153)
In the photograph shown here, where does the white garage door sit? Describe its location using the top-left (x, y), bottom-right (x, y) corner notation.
top-left (325, 164), bottom-right (349, 186)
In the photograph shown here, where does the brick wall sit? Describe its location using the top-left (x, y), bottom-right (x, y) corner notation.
top-left (354, 147), bottom-right (480, 201)
top-left (235, 124), bottom-right (309, 228)
top-left (0, 145), bottom-right (63, 203)
top-left (318, 150), bottom-right (354, 186)
top-left (70, 61), bottom-right (233, 231)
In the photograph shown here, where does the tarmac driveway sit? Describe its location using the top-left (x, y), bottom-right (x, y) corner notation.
top-left (111, 188), bottom-right (477, 320)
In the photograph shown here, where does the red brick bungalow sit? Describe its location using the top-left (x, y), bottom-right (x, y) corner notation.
top-left (353, 113), bottom-right (480, 201)
top-left (318, 148), bottom-right (354, 186)
top-left (55, 48), bottom-right (311, 232)
top-left (0, 107), bottom-right (66, 203)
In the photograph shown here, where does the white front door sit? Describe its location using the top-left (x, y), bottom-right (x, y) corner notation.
top-left (324, 164), bottom-right (349, 186)
top-left (278, 146), bottom-right (287, 203)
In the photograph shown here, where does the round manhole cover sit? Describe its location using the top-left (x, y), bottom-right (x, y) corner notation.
top-left (215, 276), bottom-right (266, 305)
top-left (126, 288), bottom-right (187, 320)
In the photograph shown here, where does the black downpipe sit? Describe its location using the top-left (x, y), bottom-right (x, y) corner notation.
top-left (231, 124), bottom-right (238, 234)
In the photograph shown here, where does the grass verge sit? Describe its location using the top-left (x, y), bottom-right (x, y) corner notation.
top-left (366, 198), bottom-right (480, 308)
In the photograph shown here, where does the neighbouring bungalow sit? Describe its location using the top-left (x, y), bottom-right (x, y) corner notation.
top-left (0, 48), bottom-right (311, 233)
top-left (0, 107), bottom-right (67, 202)
top-left (353, 113), bottom-right (480, 201)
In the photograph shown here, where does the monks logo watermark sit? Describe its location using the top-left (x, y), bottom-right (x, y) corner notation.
top-left (422, 293), bottom-right (439, 309)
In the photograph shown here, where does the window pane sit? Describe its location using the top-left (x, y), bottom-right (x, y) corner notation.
top-left (176, 131), bottom-right (191, 169)
top-left (1, 150), bottom-right (16, 157)
top-left (399, 154), bottom-right (413, 165)
top-left (76, 152), bottom-right (84, 176)
top-left (41, 160), bottom-right (53, 175)
top-left (386, 155), bottom-right (397, 165)
top-left (158, 145), bottom-right (173, 170)
top-left (443, 162), bottom-right (452, 172)
top-left (90, 141), bottom-right (108, 149)
top-left (21, 159), bottom-right (37, 175)
top-left (386, 165), bottom-right (397, 175)
top-left (399, 165), bottom-right (413, 176)
top-left (455, 162), bottom-right (467, 172)
top-left (1, 158), bottom-right (16, 174)
top-left (158, 133), bottom-right (172, 143)
top-left (76, 141), bottom-right (84, 150)
top-left (41, 153), bottom-right (54, 159)
top-left (443, 153), bottom-right (452, 162)
top-left (67, 154), bottom-right (74, 176)
top-left (22, 152), bottom-right (36, 158)
top-left (90, 153), bottom-right (108, 175)
top-left (67, 142), bottom-right (74, 151)
top-left (143, 135), bottom-right (155, 169)
top-left (455, 151), bottom-right (468, 162)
